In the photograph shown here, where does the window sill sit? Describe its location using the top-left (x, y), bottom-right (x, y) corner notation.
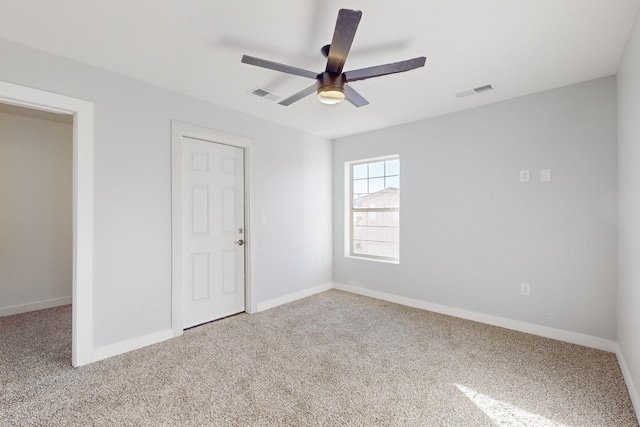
top-left (345, 255), bottom-right (399, 265)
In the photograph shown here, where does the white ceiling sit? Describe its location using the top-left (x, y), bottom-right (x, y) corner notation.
top-left (0, 0), bottom-right (638, 139)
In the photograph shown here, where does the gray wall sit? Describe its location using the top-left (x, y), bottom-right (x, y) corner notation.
top-left (617, 5), bottom-right (640, 405)
top-left (333, 77), bottom-right (618, 340)
top-left (0, 38), bottom-right (333, 348)
top-left (0, 111), bottom-right (72, 313)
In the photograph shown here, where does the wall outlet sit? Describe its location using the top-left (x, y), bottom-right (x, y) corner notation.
top-left (317, 259), bottom-right (321, 269)
top-left (519, 170), bottom-right (530, 182)
top-left (520, 283), bottom-right (531, 296)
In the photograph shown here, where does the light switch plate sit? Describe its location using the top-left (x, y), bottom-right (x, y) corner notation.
top-left (540, 169), bottom-right (552, 182)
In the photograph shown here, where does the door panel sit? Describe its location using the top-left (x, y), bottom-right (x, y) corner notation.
top-left (182, 137), bottom-right (245, 328)
top-left (191, 252), bottom-right (210, 301)
top-left (191, 186), bottom-right (209, 235)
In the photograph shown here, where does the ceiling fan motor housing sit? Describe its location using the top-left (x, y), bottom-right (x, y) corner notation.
top-left (318, 72), bottom-right (346, 92)
top-left (317, 72), bottom-right (346, 104)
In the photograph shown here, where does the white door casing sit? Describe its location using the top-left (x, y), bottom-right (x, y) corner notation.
top-left (171, 121), bottom-right (252, 334)
top-left (182, 137), bottom-right (245, 327)
top-left (0, 80), bottom-right (94, 367)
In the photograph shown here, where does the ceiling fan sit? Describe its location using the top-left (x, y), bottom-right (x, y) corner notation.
top-left (241, 9), bottom-right (426, 107)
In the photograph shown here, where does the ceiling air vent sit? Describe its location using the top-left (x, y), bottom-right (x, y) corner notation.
top-left (250, 87), bottom-right (280, 102)
top-left (456, 84), bottom-right (494, 98)
top-left (455, 90), bottom-right (475, 98)
top-left (474, 84), bottom-right (493, 93)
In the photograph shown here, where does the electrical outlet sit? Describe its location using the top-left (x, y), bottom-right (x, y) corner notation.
top-left (520, 283), bottom-right (531, 296)
top-left (317, 259), bottom-right (321, 269)
top-left (520, 170), bottom-right (530, 182)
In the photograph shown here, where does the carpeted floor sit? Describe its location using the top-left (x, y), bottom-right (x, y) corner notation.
top-left (0, 290), bottom-right (638, 426)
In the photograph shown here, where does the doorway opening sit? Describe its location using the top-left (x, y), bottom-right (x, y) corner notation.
top-left (0, 103), bottom-right (72, 310)
top-left (0, 80), bottom-right (94, 366)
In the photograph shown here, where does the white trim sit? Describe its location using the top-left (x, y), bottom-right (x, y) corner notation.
top-left (616, 345), bottom-right (640, 416)
top-left (344, 255), bottom-right (399, 265)
top-left (0, 297), bottom-right (72, 317)
top-left (256, 282), bottom-right (335, 312)
top-left (334, 283), bottom-right (618, 352)
top-left (170, 120), bottom-right (253, 335)
top-left (0, 81), bottom-right (94, 367)
top-left (92, 329), bottom-right (174, 363)
top-left (254, 282), bottom-right (620, 353)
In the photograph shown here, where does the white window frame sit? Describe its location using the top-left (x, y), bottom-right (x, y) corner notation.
top-left (345, 155), bottom-right (400, 263)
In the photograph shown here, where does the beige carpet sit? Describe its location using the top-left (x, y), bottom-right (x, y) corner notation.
top-left (0, 290), bottom-right (637, 426)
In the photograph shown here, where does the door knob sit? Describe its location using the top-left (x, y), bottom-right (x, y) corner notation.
top-left (235, 239), bottom-right (245, 246)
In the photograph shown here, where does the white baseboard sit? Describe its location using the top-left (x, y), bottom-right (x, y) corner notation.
top-left (256, 282), bottom-right (335, 312)
top-left (74, 281), bottom-right (640, 420)
top-left (333, 283), bottom-right (618, 353)
top-left (616, 345), bottom-right (640, 416)
top-left (0, 296), bottom-right (72, 317)
top-left (93, 283), bottom-right (333, 362)
top-left (91, 329), bottom-right (176, 363)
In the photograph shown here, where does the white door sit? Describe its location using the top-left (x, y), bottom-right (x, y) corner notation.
top-left (181, 136), bottom-right (245, 328)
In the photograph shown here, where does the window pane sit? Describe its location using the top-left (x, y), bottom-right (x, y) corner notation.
top-left (369, 177), bottom-right (384, 193)
top-left (353, 212), bottom-right (368, 226)
top-left (369, 226), bottom-right (386, 241)
top-left (384, 226), bottom-right (399, 243)
top-left (353, 179), bottom-right (368, 194)
top-left (369, 162), bottom-right (385, 178)
top-left (384, 243), bottom-right (399, 258)
top-left (352, 223), bottom-right (399, 257)
top-left (354, 240), bottom-right (385, 257)
top-left (353, 226), bottom-right (367, 240)
top-left (385, 159), bottom-right (399, 176)
top-left (385, 175), bottom-right (399, 189)
top-left (353, 196), bottom-right (366, 209)
top-left (353, 163), bottom-right (368, 179)
top-left (368, 242), bottom-right (385, 256)
top-left (384, 190), bottom-right (399, 208)
top-left (383, 212), bottom-right (399, 227)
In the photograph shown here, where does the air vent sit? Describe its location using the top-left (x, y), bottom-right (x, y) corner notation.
top-left (250, 87), bottom-right (280, 102)
top-left (455, 90), bottom-right (475, 98)
top-left (474, 84), bottom-right (493, 93)
top-left (456, 84), bottom-right (494, 98)
top-left (252, 88), bottom-right (270, 97)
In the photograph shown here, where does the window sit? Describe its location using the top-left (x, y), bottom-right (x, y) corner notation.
top-left (348, 156), bottom-right (399, 262)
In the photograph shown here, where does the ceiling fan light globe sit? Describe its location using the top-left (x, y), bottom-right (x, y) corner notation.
top-left (317, 88), bottom-right (346, 105)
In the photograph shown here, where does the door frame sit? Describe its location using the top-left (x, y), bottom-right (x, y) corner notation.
top-left (0, 80), bottom-right (94, 367)
top-left (170, 120), bottom-right (253, 336)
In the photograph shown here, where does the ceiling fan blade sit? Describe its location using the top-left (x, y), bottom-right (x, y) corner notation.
top-left (326, 9), bottom-right (362, 74)
top-left (278, 84), bottom-right (318, 106)
top-left (344, 57), bottom-right (426, 83)
top-left (344, 84), bottom-right (369, 108)
top-left (241, 55), bottom-right (318, 79)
